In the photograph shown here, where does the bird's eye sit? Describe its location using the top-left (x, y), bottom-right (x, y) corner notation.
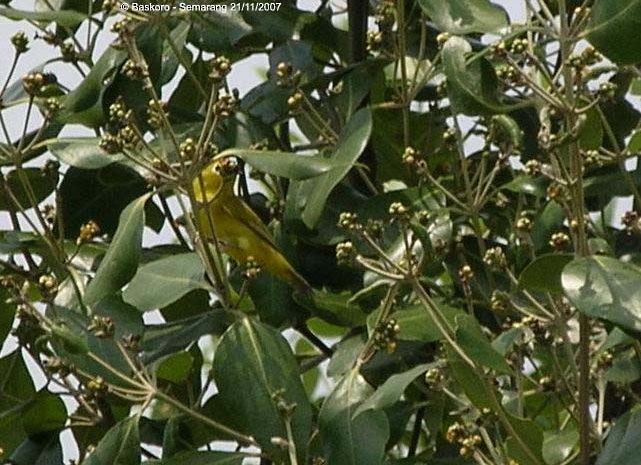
top-left (213, 165), bottom-right (220, 173)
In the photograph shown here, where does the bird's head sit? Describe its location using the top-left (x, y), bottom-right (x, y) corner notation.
top-left (192, 157), bottom-right (238, 204)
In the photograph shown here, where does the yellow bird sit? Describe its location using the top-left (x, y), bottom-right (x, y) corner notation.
top-left (192, 158), bottom-right (311, 295)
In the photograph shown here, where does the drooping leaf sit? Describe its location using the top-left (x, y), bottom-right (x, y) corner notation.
top-left (84, 193), bottom-right (151, 306)
top-left (587, 0), bottom-right (641, 65)
top-left (562, 256), bottom-right (641, 333)
top-left (123, 253), bottom-right (209, 311)
top-left (418, 0), bottom-right (509, 34)
top-left (212, 318), bottom-right (313, 461)
top-left (455, 314), bottom-right (511, 374)
top-left (319, 368), bottom-right (390, 465)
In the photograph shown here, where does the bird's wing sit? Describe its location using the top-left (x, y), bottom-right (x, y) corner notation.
top-left (220, 198), bottom-right (279, 249)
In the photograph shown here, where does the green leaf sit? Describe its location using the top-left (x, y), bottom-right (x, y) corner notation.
top-left (562, 256), bottom-right (641, 333)
top-left (213, 318), bottom-right (313, 461)
top-left (50, 321), bottom-right (89, 354)
top-left (298, 289), bottom-right (369, 327)
top-left (319, 368), bottom-right (390, 465)
top-left (123, 253), bottom-right (209, 311)
top-left (354, 363), bottom-right (433, 418)
top-left (442, 36), bottom-right (506, 116)
top-left (0, 168), bottom-right (58, 211)
top-left (505, 415), bottom-right (545, 465)
top-left (418, 0), bottom-right (509, 34)
top-left (628, 130), bottom-right (641, 153)
top-left (0, 350), bottom-right (34, 453)
top-left (455, 314), bottom-right (512, 374)
top-left (155, 351), bottom-right (194, 384)
top-left (327, 334), bottom-right (367, 378)
top-left (84, 415), bottom-right (140, 465)
top-left (587, 0), bottom-right (641, 65)
top-left (85, 193), bottom-right (151, 307)
top-left (595, 407), bottom-right (641, 465)
top-left (58, 164), bottom-right (154, 239)
top-left (48, 138), bottom-right (120, 169)
top-left (248, 221), bottom-right (302, 326)
top-left (368, 303), bottom-right (463, 343)
top-left (10, 434), bottom-right (63, 465)
top-left (292, 108), bottom-right (373, 228)
top-left (150, 451), bottom-right (245, 465)
top-left (542, 429), bottom-right (578, 465)
top-left (22, 390), bottom-right (67, 436)
top-left (0, 288), bottom-right (16, 342)
top-left (519, 254), bottom-right (574, 294)
top-left (578, 106), bottom-right (604, 151)
top-left (58, 47), bottom-right (127, 126)
top-left (502, 176), bottom-right (548, 197)
top-left (219, 149), bottom-right (337, 180)
top-left (0, 6), bottom-right (86, 26)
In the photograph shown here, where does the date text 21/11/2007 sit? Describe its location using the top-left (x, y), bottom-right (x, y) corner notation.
top-left (119, 2), bottom-right (283, 12)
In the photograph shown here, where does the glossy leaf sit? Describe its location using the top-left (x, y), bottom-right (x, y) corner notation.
top-left (455, 314), bottom-right (511, 374)
top-left (48, 138), bottom-right (120, 169)
top-left (418, 0), bottom-right (509, 34)
top-left (84, 193), bottom-right (151, 306)
top-left (218, 149), bottom-right (338, 180)
top-left (442, 36), bottom-right (506, 116)
top-left (123, 253), bottom-right (209, 311)
top-left (587, 0), bottom-right (641, 65)
top-left (292, 108), bottom-right (373, 228)
top-left (562, 256), bottom-right (641, 333)
top-left (212, 318), bottom-right (313, 461)
top-left (354, 363), bottom-right (432, 418)
top-left (519, 254), bottom-right (574, 294)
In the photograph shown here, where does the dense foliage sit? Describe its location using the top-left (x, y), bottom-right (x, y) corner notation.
top-left (1, 0), bottom-right (641, 464)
